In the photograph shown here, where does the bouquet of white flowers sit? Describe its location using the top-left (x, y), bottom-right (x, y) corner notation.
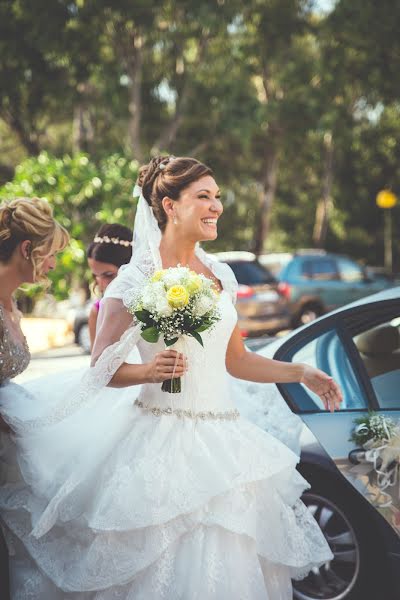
top-left (125, 266), bottom-right (221, 392)
top-left (350, 412), bottom-right (397, 447)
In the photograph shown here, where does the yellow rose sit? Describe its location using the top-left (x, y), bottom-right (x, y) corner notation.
top-left (186, 273), bottom-right (203, 295)
top-left (166, 285), bottom-right (189, 309)
top-left (151, 269), bottom-right (165, 282)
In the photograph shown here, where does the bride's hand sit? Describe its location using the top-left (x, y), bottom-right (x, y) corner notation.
top-left (300, 365), bottom-right (343, 412)
top-left (146, 349), bottom-right (188, 383)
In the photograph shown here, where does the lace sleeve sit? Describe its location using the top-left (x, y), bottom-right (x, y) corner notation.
top-left (91, 298), bottom-right (134, 366)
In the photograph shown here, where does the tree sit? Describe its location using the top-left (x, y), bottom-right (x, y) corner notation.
top-left (237, 0), bottom-right (324, 254)
top-left (0, 2), bottom-right (76, 155)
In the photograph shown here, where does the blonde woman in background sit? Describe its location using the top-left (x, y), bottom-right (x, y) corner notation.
top-left (0, 197), bottom-right (69, 599)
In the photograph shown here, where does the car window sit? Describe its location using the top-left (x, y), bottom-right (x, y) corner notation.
top-left (228, 261), bottom-right (275, 285)
top-left (300, 259), bottom-right (313, 280)
top-left (353, 317), bottom-right (400, 409)
top-left (281, 261), bottom-right (299, 280)
top-left (337, 257), bottom-right (364, 283)
top-left (281, 329), bottom-right (369, 412)
top-left (259, 254), bottom-right (292, 277)
top-left (310, 258), bottom-right (338, 281)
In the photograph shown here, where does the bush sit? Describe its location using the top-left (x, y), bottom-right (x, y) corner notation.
top-left (0, 152), bottom-right (139, 301)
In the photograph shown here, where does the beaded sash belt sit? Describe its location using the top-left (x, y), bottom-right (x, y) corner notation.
top-left (134, 399), bottom-right (240, 421)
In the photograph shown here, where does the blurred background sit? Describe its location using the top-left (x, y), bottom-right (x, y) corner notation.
top-left (1, 0), bottom-right (400, 362)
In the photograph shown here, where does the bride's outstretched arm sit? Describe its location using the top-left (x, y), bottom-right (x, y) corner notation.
top-left (226, 325), bottom-right (343, 412)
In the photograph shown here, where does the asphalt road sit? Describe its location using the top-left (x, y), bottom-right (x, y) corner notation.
top-left (15, 344), bottom-right (90, 384)
top-left (14, 329), bottom-right (282, 386)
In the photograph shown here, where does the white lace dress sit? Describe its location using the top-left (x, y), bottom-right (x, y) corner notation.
top-left (0, 289), bottom-right (333, 599)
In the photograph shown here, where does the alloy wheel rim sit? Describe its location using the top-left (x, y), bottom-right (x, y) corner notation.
top-left (300, 309), bottom-right (319, 324)
top-left (293, 492), bottom-right (360, 600)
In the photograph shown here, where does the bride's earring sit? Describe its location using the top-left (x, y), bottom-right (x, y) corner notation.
top-left (173, 215), bottom-right (177, 225)
top-left (24, 242), bottom-right (31, 260)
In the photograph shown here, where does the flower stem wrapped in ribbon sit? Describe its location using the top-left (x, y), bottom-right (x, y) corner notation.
top-left (125, 266), bottom-right (221, 393)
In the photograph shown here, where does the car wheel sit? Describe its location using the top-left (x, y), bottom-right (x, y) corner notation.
top-left (295, 303), bottom-right (323, 327)
top-left (77, 323), bottom-right (91, 354)
top-left (292, 477), bottom-right (388, 600)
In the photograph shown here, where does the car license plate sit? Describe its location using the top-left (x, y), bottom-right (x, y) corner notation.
top-left (256, 291), bottom-right (280, 302)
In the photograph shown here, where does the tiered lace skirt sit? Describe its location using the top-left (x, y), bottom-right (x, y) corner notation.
top-left (0, 385), bottom-right (333, 600)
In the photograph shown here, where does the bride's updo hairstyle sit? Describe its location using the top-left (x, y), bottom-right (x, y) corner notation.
top-left (0, 197), bottom-right (69, 285)
top-left (137, 155), bottom-right (213, 231)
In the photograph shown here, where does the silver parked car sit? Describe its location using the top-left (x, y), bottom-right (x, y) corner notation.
top-left (213, 251), bottom-right (291, 337)
top-left (250, 287), bottom-right (400, 600)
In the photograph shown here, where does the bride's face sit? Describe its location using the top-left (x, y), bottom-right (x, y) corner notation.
top-left (168, 176), bottom-right (223, 242)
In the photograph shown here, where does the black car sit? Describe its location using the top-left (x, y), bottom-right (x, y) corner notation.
top-left (213, 251), bottom-right (291, 337)
top-left (250, 287), bottom-right (400, 599)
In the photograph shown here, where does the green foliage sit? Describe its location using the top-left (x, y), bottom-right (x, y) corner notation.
top-left (2, 0), bottom-right (400, 297)
top-left (0, 152), bottom-right (138, 299)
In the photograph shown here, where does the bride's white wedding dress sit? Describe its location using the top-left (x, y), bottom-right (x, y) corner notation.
top-left (0, 285), bottom-right (333, 599)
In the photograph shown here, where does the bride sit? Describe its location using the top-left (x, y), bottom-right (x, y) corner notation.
top-left (1, 156), bottom-right (342, 599)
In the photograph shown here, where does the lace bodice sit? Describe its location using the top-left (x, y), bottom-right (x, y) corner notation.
top-left (137, 290), bottom-right (238, 414)
top-left (0, 303), bottom-right (30, 385)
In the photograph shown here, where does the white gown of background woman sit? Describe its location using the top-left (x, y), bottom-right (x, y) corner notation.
top-left (0, 192), bottom-right (333, 599)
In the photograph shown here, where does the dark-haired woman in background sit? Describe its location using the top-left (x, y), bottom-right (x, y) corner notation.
top-left (86, 223), bottom-right (133, 349)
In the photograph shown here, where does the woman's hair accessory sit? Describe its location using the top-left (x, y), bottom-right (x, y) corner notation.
top-left (93, 235), bottom-right (133, 247)
top-left (159, 156), bottom-right (176, 171)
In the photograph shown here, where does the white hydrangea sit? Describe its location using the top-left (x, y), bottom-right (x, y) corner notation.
top-left (151, 281), bottom-right (166, 295)
top-left (141, 283), bottom-right (156, 311)
top-left (142, 291), bottom-right (156, 311)
top-left (199, 273), bottom-right (213, 289)
top-left (155, 296), bottom-right (173, 317)
top-left (193, 295), bottom-right (214, 317)
top-left (162, 266), bottom-right (189, 288)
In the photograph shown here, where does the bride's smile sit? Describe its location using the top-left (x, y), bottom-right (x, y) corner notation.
top-left (162, 174), bottom-right (223, 243)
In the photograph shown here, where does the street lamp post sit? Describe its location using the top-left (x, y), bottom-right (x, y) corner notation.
top-left (376, 189), bottom-right (398, 272)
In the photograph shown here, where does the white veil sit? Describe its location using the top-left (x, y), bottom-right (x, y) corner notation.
top-left (6, 187), bottom-right (160, 435)
top-left (0, 188), bottom-right (169, 536)
top-left (90, 185), bottom-right (162, 365)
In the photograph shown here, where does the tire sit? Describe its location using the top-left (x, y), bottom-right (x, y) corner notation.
top-left (292, 473), bottom-right (390, 600)
top-left (293, 303), bottom-right (323, 328)
top-left (77, 323), bottom-right (91, 354)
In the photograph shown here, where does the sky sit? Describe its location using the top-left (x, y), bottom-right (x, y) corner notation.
top-left (315, 0), bottom-right (337, 15)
